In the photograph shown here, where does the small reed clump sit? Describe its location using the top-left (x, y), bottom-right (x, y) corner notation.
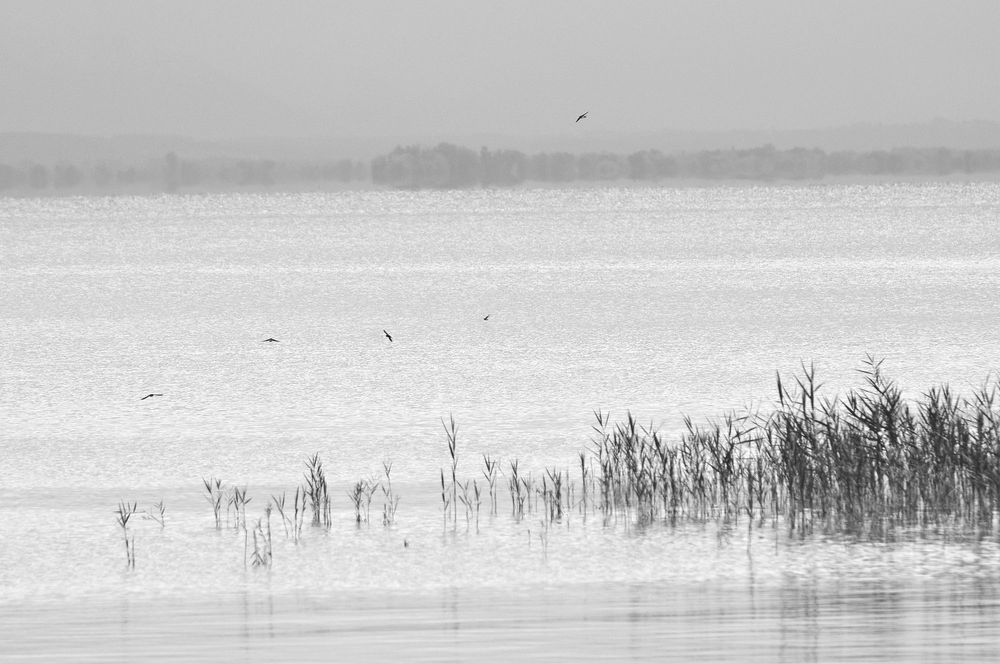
top-left (202, 477), bottom-right (225, 529)
top-left (115, 500), bottom-right (138, 568)
top-left (304, 453), bottom-right (332, 528)
top-left (248, 505), bottom-right (273, 568)
top-left (347, 477), bottom-right (379, 524)
top-left (381, 461), bottom-right (401, 526)
top-left (271, 489), bottom-right (306, 542)
top-left (144, 500), bottom-right (166, 528)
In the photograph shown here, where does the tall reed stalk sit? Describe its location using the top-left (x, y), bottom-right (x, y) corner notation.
top-left (202, 477), bottom-right (225, 529)
top-left (381, 461), bottom-right (400, 525)
top-left (115, 500), bottom-right (137, 568)
top-left (442, 414), bottom-right (459, 531)
top-left (482, 454), bottom-right (499, 515)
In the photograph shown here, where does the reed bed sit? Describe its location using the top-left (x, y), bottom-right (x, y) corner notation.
top-left (114, 360), bottom-right (1000, 568)
top-left (582, 358), bottom-right (1000, 531)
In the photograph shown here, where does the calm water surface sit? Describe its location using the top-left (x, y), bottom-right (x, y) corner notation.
top-left (2, 183), bottom-right (1000, 661)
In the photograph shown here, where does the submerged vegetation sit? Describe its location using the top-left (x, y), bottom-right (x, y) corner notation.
top-left (114, 358), bottom-right (1000, 569)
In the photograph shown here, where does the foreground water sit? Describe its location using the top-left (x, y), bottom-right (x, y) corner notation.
top-left (2, 182), bottom-right (1000, 661)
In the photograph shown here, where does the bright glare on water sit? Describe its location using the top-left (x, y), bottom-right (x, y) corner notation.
top-left (2, 182), bottom-right (1000, 662)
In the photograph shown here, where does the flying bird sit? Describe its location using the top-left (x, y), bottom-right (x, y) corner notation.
top-left (140, 393), bottom-right (163, 400)
top-left (575, 111), bottom-right (588, 123)
top-left (483, 314), bottom-right (491, 321)
top-left (383, 329), bottom-right (393, 342)
top-left (262, 338), bottom-right (280, 342)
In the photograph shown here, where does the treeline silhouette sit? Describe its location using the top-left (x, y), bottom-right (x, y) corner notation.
top-left (372, 144), bottom-right (1000, 188)
top-left (0, 152), bottom-right (367, 194)
top-left (2, 144), bottom-right (999, 194)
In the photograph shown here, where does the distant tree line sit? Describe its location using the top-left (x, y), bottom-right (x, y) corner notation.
top-left (2, 144), bottom-right (1000, 195)
top-left (0, 152), bottom-right (367, 194)
top-left (371, 143), bottom-right (1000, 188)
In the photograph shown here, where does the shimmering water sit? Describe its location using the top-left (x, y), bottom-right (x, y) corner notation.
top-left (2, 183), bottom-right (1000, 661)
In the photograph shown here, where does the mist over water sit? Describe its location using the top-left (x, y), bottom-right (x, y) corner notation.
top-left (3, 2), bottom-right (1000, 139)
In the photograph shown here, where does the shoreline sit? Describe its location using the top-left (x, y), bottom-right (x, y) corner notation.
top-left (1, 172), bottom-right (998, 199)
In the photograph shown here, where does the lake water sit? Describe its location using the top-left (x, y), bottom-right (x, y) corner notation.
top-left (2, 182), bottom-right (1000, 661)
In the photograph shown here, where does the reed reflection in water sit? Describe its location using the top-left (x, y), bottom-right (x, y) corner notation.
top-left (4, 577), bottom-right (999, 663)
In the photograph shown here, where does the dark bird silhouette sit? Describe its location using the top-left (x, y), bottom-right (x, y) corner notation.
top-left (483, 314), bottom-right (491, 321)
top-left (262, 338), bottom-right (280, 342)
top-left (383, 329), bottom-right (393, 342)
top-left (575, 111), bottom-right (588, 123)
top-left (140, 393), bottom-right (163, 400)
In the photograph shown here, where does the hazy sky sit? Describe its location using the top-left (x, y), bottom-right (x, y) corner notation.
top-left (2, 1), bottom-right (998, 139)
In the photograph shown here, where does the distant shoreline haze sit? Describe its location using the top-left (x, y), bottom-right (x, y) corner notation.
top-left (1, 142), bottom-right (999, 195)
